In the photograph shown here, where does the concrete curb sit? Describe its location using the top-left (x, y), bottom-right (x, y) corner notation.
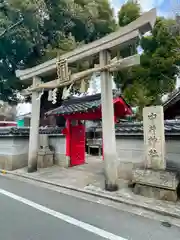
top-left (1, 169), bottom-right (180, 220)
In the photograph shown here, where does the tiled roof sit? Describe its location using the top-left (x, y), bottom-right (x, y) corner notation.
top-left (0, 120), bottom-right (180, 136)
top-left (46, 94), bottom-right (102, 116)
top-left (92, 120), bottom-right (180, 136)
top-left (0, 127), bottom-right (64, 136)
top-left (49, 100), bottom-right (101, 115)
top-left (118, 120), bottom-right (180, 135)
top-left (46, 93), bottom-right (130, 116)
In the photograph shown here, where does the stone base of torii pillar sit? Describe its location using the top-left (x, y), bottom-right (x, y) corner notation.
top-left (37, 134), bottom-right (54, 169)
top-left (132, 169), bottom-right (179, 202)
top-left (132, 106), bottom-right (179, 202)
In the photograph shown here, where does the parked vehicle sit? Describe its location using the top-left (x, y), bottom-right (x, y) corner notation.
top-left (0, 121), bottom-right (17, 127)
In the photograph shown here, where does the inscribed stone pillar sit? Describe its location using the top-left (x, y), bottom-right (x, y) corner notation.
top-left (28, 76), bottom-right (41, 172)
top-left (99, 50), bottom-right (118, 191)
top-left (143, 106), bottom-right (165, 170)
top-left (133, 107), bottom-right (178, 201)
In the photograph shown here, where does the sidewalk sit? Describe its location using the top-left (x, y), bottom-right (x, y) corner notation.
top-left (14, 155), bottom-right (105, 188)
top-left (4, 155), bottom-right (180, 219)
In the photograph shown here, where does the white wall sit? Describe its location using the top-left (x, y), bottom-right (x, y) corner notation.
top-left (87, 73), bottom-right (116, 95)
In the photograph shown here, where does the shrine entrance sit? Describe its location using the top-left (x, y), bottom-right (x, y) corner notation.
top-left (70, 121), bottom-right (85, 166)
top-left (46, 93), bottom-right (132, 167)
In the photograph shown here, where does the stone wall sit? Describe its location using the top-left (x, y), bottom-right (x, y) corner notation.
top-left (1, 122), bottom-right (180, 174)
top-left (0, 129), bottom-right (66, 170)
top-left (0, 136), bottom-right (29, 170)
top-left (116, 134), bottom-right (180, 180)
top-left (49, 134), bottom-right (68, 167)
top-left (116, 136), bottom-right (144, 180)
top-left (1, 133), bottom-right (180, 174)
top-left (90, 120), bottom-right (180, 180)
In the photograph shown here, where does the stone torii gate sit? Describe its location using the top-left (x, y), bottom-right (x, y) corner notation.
top-left (15, 9), bottom-right (156, 191)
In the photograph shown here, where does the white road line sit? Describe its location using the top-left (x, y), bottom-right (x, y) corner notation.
top-left (0, 188), bottom-right (127, 240)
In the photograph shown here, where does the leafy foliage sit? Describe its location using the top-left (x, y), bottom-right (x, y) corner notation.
top-left (0, 0), bottom-right (116, 102)
top-left (118, 0), bottom-right (140, 27)
top-left (116, 1), bottom-right (180, 119)
top-left (1, 0), bottom-right (180, 118)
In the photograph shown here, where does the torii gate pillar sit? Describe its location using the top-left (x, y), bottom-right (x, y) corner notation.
top-left (100, 50), bottom-right (118, 191)
top-left (28, 76), bottom-right (41, 172)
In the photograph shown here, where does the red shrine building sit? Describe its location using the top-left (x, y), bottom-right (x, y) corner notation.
top-left (46, 93), bottom-right (132, 167)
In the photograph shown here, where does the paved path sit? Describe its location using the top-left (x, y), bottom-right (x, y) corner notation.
top-left (0, 175), bottom-right (179, 240)
top-left (13, 155), bottom-right (104, 189)
top-left (12, 163), bottom-right (180, 219)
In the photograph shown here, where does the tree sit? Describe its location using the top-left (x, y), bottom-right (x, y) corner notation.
top-left (118, 0), bottom-right (140, 27)
top-left (123, 82), bottom-right (153, 120)
top-left (0, 0), bottom-right (46, 102)
top-left (0, 0), bottom-right (116, 102)
top-left (115, 1), bottom-right (180, 119)
top-left (139, 18), bottom-right (180, 100)
top-left (0, 101), bottom-right (17, 120)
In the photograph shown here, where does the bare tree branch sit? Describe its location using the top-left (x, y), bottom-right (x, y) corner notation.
top-left (0, 19), bottom-right (23, 38)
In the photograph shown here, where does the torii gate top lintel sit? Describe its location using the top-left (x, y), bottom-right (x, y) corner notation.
top-left (15, 8), bottom-right (156, 82)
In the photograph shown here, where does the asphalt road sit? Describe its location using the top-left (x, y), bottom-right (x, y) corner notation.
top-left (0, 176), bottom-right (179, 240)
